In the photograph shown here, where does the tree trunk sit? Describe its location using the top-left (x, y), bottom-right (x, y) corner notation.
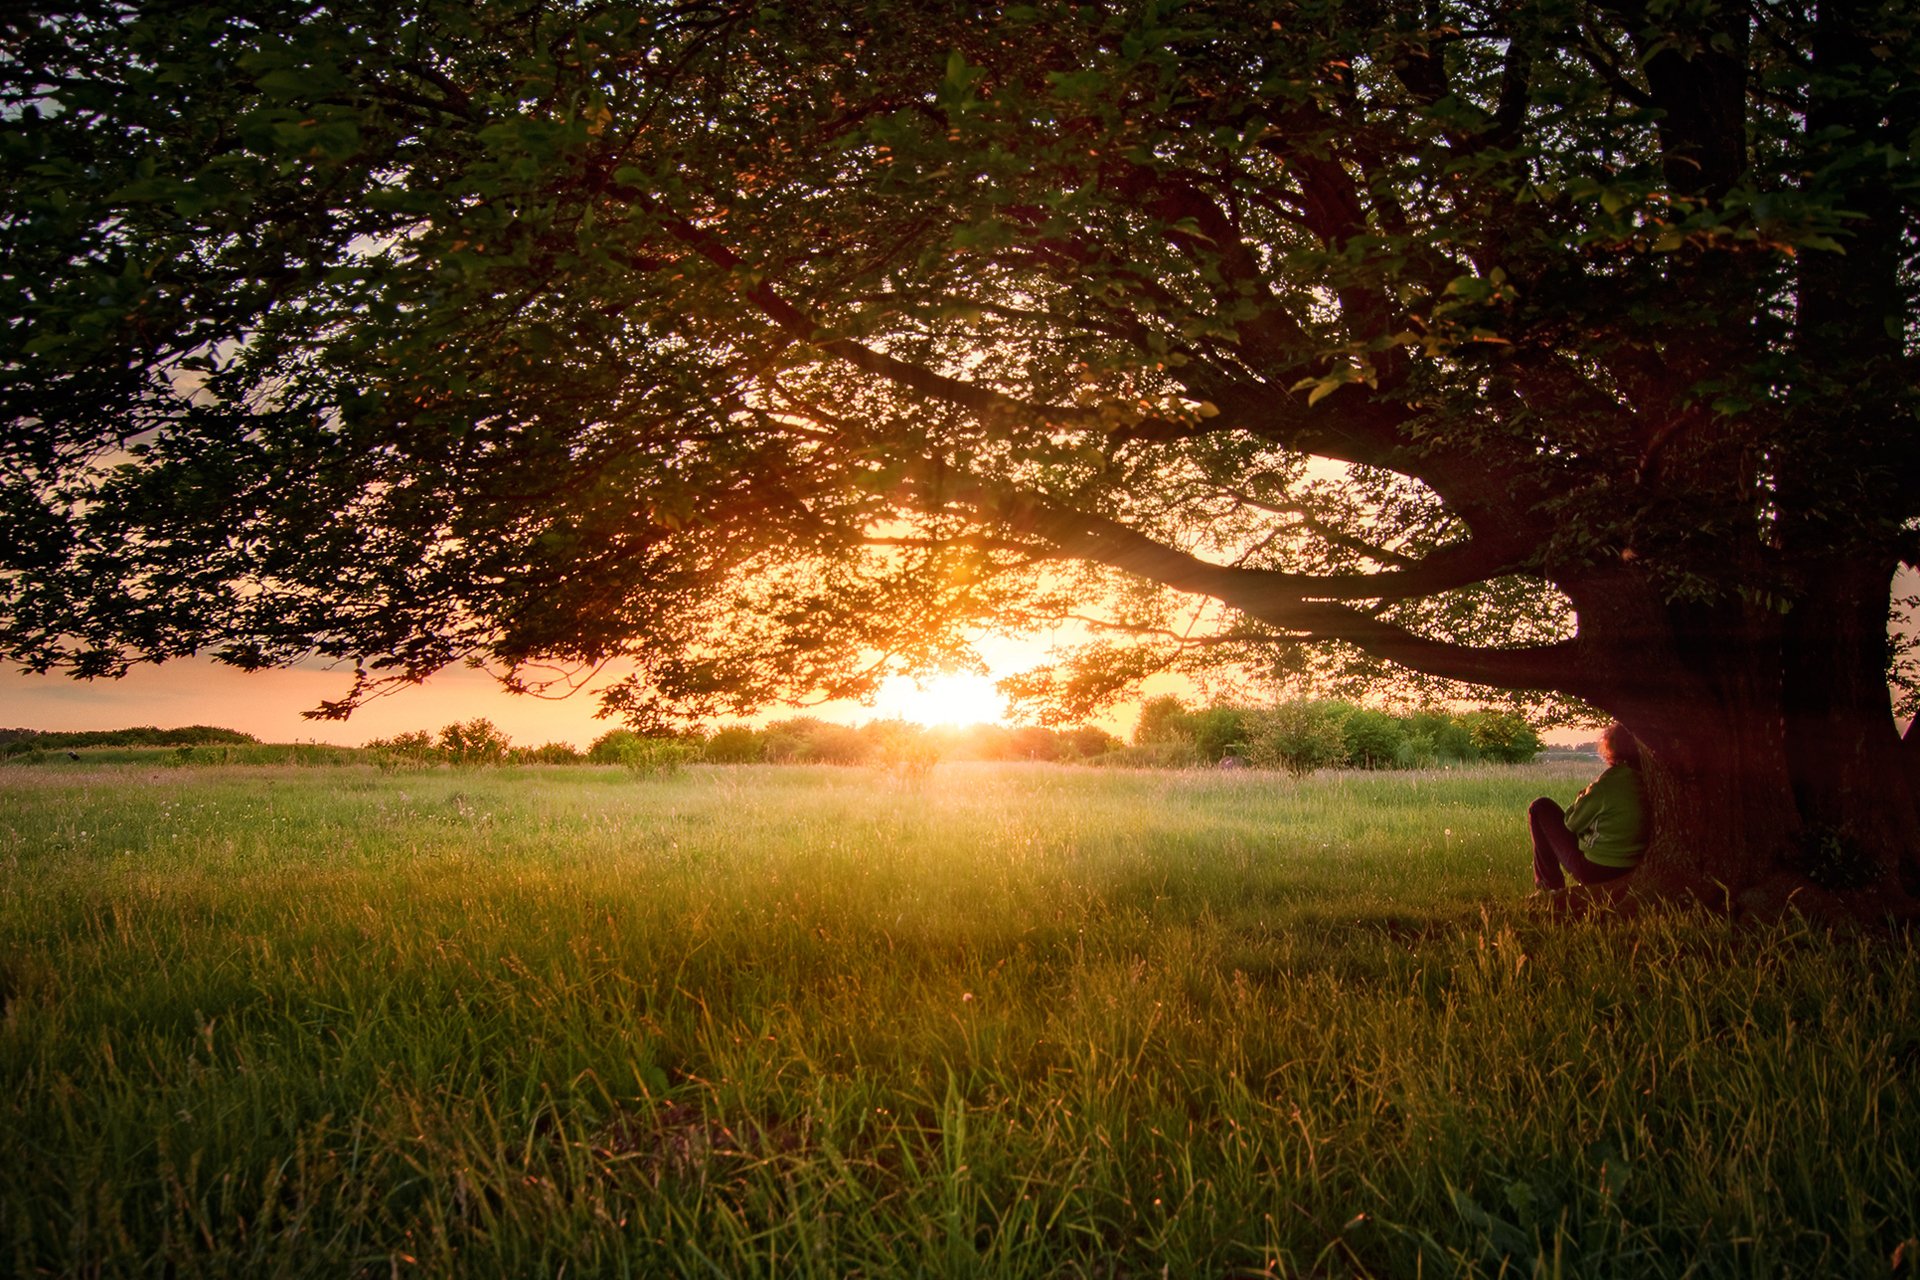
top-left (1566, 571), bottom-right (1918, 919)
top-left (1782, 555), bottom-right (1920, 899)
top-left (1628, 704), bottom-right (1797, 908)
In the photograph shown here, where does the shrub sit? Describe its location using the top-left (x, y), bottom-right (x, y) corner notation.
top-left (865, 720), bottom-right (941, 777)
top-left (588, 729), bottom-right (644, 764)
top-left (4, 724), bottom-right (259, 751)
top-left (364, 730), bottom-right (438, 763)
top-left (513, 742), bottom-right (583, 764)
top-left (756, 720), bottom-right (814, 763)
top-left (1461, 710), bottom-right (1543, 764)
top-left (1008, 726), bottom-right (1064, 761)
top-left (1188, 706), bottom-right (1253, 763)
top-left (1340, 707), bottom-right (1406, 769)
top-left (1393, 730), bottom-right (1440, 769)
top-left (1132, 695), bottom-right (1192, 745)
top-left (1246, 701), bottom-right (1349, 776)
top-left (1058, 725), bottom-right (1122, 760)
top-left (589, 727), bottom-right (695, 774)
top-left (758, 718), bottom-right (870, 765)
top-left (801, 722), bottom-right (869, 764)
top-left (703, 725), bottom-right (762, 764)
top-left (619, 738), bottom-right (696, 776)
top-left (437, 718), bottom-right (512, 766)
top-left (1406, 709), bottom-right (1477, 763)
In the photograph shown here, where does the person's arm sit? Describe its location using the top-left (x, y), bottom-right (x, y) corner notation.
top-left (1562, 770), bottom-right (1608, 840)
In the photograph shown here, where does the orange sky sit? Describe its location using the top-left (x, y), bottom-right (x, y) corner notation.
top-left (0, 638), bottom-right (1093, 747)
top-left (1, 652), bottom-right (1610, 748)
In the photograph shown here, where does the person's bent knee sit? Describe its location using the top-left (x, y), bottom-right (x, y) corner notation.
top-left (1528, 796), bottom-right (1559, 820)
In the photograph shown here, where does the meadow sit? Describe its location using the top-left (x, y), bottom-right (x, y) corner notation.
top-left (0, 759), bottom-right (1913, 1278)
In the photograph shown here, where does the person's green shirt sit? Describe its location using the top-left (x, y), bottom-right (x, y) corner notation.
top-left (1563, 764), bottom-right (1648, 868)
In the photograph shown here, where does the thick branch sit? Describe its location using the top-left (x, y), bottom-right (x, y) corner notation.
top-left (910, 475), bottom-right (1575, 691)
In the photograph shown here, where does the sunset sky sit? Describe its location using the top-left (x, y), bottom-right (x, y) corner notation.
top-left (0, 636), bottom-right (1095, 746)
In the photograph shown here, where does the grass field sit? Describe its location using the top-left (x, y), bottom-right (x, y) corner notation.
top-left (1, 760), bottom-right (1914, 1278)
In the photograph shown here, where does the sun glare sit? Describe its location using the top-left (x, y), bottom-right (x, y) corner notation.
top-left (874, 673), bottom-right (1007, 727)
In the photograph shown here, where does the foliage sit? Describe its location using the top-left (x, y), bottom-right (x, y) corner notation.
top-left (511, 741), bottom-right (584, 765)
top-left (1463, 710), bottom-right (1547, 766)
top-left (1131, 696), bottom-right (1193, 747)
top-left (1334, 705), bottom-right (1407, 770)
top-left (1408, 710), bottom-right (1478, 765)
top-left (865, 719), bottom-right (943, 777)
top-left (3, 1), bottom-right (1911, 720)
top-left (1056, 725), bottom-right (1122, 760)
top-left (1394, 730), bottom-right (1441, 770)
top-left (582, 728), bottom-right (688, 773)
top-left (759, 718), bottom-right (867, 765)
top-left (701, 725), bottom-right (763, 765)
top-left (587, 729), bottom-right (646, 765)
top-left (1188, 706), bottom-right (1255, 764)
top-left (0, 725), bottom-right (258, 755)
top-left (619, 738), bottom-right (697, 776)
top-left (1246, 701), bottom-right (1350, 777)
top-left (362, 729), bottom-right (438, 764)
top-left (435, 718), bottom-right (512, 767)
top-left (1794, 825), bottom-right (1884, 893)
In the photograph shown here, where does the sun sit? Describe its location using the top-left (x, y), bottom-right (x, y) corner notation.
top-left (873, 672), bottom-right (1007, 727)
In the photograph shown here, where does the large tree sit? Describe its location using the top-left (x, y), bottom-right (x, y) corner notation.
top-left (4, 1), bottom-right (1917, 909)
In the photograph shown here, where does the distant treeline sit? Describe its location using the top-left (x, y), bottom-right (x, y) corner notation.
top-left (0, 724), bottom-right (259, 754)
top-left (363, 718), bottom-right (1123, 770)
top-left (1124, 696), bottom-right (1546, 774)
top-left (359, 699), bottom-right (1549, 774)
top-left (2, 706), bottom-right (1555, 774)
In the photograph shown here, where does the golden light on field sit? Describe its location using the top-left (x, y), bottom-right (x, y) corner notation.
top-left (872, 672), bottom-right (1007, 727)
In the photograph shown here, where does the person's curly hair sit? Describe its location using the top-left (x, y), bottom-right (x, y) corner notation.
top-left (1599, 723), bottom-right (1641, 768)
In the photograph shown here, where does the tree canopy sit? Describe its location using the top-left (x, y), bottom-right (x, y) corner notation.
top-left (4, 1), bottom-right (1918, 903)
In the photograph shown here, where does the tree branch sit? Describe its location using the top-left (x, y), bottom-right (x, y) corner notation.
top-left (906, 474), bottom-right (1573, 691)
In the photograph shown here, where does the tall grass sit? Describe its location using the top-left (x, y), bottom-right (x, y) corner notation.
top-left (1, 762), bottom-right (1913, 1277)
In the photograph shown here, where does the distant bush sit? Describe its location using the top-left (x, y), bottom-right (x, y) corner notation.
top-left (1337, 706), bottom-right (1406, 770)
top-left (1460, 710), bottom-right (1544, 764)
top-left (1008, 725), bottom-right (1065, 761)
top-left (619, 739), bottom-right (697, 776)
top-left (1131, 695), bottom-right (1191, 745)
top-left (1187, 706), bottom-right (1253, 763)
top-left (1058, 725), bottom-right (1122, 759)
top-left (571, 717), bottom-right (1128, 768)
top-left (365, 723), bottom-right (519, 767)
top-left (363, 730), bottom-right (437, 765)
top-left (1406, 709), bottom-right (1476, 763)
top-left (756, 718), bottom-right (869, 765)
top-left (1393, 729), bottom-right (1440, 769)
top-left (948, 723), bottom-right (1016, 760)
top-left (2, 724), bottom-right (258, 754)
top-left (437, 719), bottom-right (512, 766)
top-left (1246, 702), bottom-right (1349, 776)
top-left (588, 729), bottom-right (644, 763)
top-left (512, 742), bottom-right (583, 765)
top-left (702, 725), bottom-right (763, 764)
top-left (589, 727), bottom-right (699, 774)
top-left (865, 720), bottom-right (941, 777)
top-left (800, 722), bottom-right (868, 765)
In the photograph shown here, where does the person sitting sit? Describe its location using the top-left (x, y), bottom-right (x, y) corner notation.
top-left (1528, 723), bottom-right (1648, 892)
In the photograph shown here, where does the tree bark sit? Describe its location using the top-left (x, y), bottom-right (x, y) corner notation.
top-left (1561, 568), bottom-right (1918, 918)
top-left (1783, 556), bottom-right (1919, 877)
